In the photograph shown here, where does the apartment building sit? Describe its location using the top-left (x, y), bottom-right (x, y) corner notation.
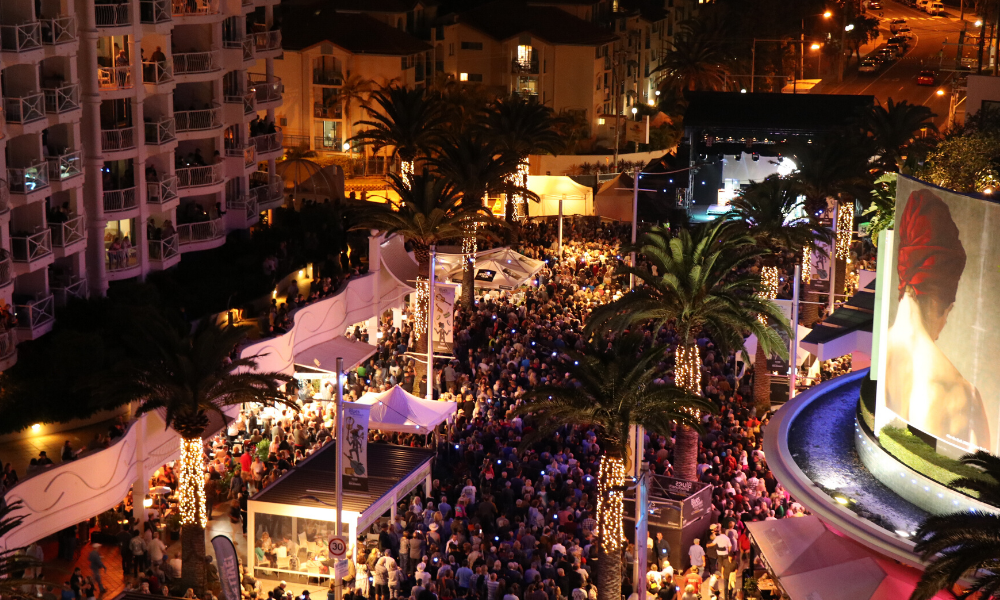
top-left (0, 0), bottom-right (285, 369)
top-left (271, 2), bottom-right (432, 154)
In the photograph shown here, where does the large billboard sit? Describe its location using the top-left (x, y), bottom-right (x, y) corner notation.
top-left (876, 176), bottom-right (1000, 453)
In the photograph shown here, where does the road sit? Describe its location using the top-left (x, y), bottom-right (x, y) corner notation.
top-left (817, 1), bottom-right (972, 127)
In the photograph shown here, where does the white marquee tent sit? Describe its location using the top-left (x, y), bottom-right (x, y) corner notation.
top-left (526, 175), bottom-right (593, 217)
top-left (357, 385), bottom-right (457, 433)
top-left (436, 247), bottom-right (545, 290)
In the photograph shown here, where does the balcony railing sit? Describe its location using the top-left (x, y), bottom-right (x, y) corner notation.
top-left (0, 22), bottom-right (42, 53)
top-left (149, 234), bottom-right (179, 263)
top-left (225, 144), bottom-right (256, 168)
top-left (46, 151), bottom-right (83, 182)
top-left (173, 50), bottom-right (219, 75)
top-left (103, 187), bottom-right (138, 213)
top-left (140, 0), bottom-right (172, 23)
top-left (147, 176), bottom-right (178, 204)
top-left (178, 218), bottom-right (224, 245)
top-left (312, 71), bottom-right (344, 86)
top-left (0, 183), bottom-right (9, 214)
top-left (254, 30), bottom-right (280, 52)
top-left (176, 164), bottom-right (223, 189)
top-left (250, 173), bottom-right (283, 206)
top-left (40, 16), bottom-right (76, 45)
top-left (145, 117), bottom-right (176, 145)
top-left (43, 83), bottom-right (80, 114)
top-left (95, 4), bottom-right (130, 27)
top-left (313, 103), bottom-right (342, 120)
top-left (512, 59), bottom-right (540, 75)
top-left (11, 230), bottom-right (53, 263)
top-left (50, 214), bottom-right (86, 248)
top-left (251, 131), bottom-right (282, 155)
top-left (101, 127), bottom-right (136, 152)
top-left (98, 66), bottom-right (134, 90)
top-left (314, 135), bottom-right (342, 150)
top-left (171, 0), bottom-right (219, 16)
top-left (0, 330), bottom-right (15, 361)
top-left (225, 36), bottom-right (255, 61)
top-left (106, 246), bottom-right (139, 271)
top-left (8, 164), bottom-right (49, 195)
top-left (175, 106), bottom-right (221, 132)
top-left (52, 278), bottom-right (88, 306)
top-left (0, 253), bottom-right (13, 287)
top-left (4, 94), bottom-right (45, 124)
top-left (229, 194), bottom-right (258, 223)
top-left (250, 74), bottom-right (281, 104)
top-left (142, 60), bottom-right (173, 84)
top-left (15, 295), bottom-right (55, 331)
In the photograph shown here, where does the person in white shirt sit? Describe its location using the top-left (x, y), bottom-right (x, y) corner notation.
top-left (147, 532), bottom-right (167, 565)
top-left (168, 553), bottom-right (182, 578)
top-left (461, 479), bottom-right (477, 504)
top-left (688, 540), bottom-right (705, 576)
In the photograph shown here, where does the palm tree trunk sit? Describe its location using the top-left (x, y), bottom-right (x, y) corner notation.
top-left (596, 544), bottom-right (622, 600)
top-left (835, 255), bottom-right (847, 299)
top-left (595, 454), bottom-right (625, 600)
top-left (673, 343), bottom-right (701, 481)
top-left (178, 436), bottom-right (208, 593)
top-left (753, 344), bottom-right (771, 415)
top-left (412, 250), bottom-right (430, 384)
top-left (801, 287), bottom-right (820, 328)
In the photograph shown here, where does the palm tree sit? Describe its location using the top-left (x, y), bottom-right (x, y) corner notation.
top-left (861, 98), bottom-right (938, 174)
top-left (585, 220), bottom-right (789, 479)
top-left (351, 171), bottom-right (501, 377)
top-left (910, 511), bottom-right (1000, 600)
top-left (484, 94), bottom-right (562, 222)
top-left (729, 175), bottom-right (831, 413)
top-left (428, 133), bottom-right (524, 308)
top-left (0, 501), bottom-right (43, 600)
top-left (98, 318), bottom-right (293, 594)
top-left (949, 450), bottom-right (1000, 507)
top-left (654, 16), bottom-right (731, 91)
top-left (862, 172), bottom-right (897, 248)
top-left (339, 74), bottom-right (373, 142)
top-left (515, 333), bottom-right (712, 600)
top-left (350, 85), bottom-right (449, 180)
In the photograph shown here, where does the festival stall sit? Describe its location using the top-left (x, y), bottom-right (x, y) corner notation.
top-left (436, 247), bottom-right (545, 290)
top-left (357, 385), bottom-right (457, 433)
top-left (525, 175), bottom-right (593, 217)
top-left (594, 173), bottom-right (635, 222)
top-left (292, 337), bottom-right (378, 398)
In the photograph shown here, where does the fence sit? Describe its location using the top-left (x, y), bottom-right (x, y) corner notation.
top-left (142, 60), bottom-right (173, 84)
top-left (106, 246), bottom-right (139, 271)
top-left (15, 295), bottom-right (54, 331)
top-left (140, 0), bottom-right (172, 23)
top-left (98, 66), bottom-right (134, 90)
top-left (7, 165), bottom-right (49, 195)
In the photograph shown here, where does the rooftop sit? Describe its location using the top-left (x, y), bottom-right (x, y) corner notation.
top-left (280, 4), bottom-right (433, 55)
top-left (802, 279), bottom-right (876, 346)
top-left (456, 0), bottom-right (617, 46)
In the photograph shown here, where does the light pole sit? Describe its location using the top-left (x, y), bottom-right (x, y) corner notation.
top-left (801, 11), bottom-right (833, 81)
top-left (812, 43), bottom-right (823, 77)
top-left (427, 245), bottom-right (436, 401)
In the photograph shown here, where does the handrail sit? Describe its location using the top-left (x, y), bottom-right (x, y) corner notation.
top-left (43, 83), bottom-right (80, 114)
top-left (173, 50), bottom-right (219, 74)
top-left (177, 218), bottom-right (224, 244)
top-left (106, 246), bottom-right (139, 271)
top-left (0, 22), bottom-right (42, 52)
top-left (171, 0), bottom-right (220, 16)
top-left (251, 131), bottom-right (283, 155)
top-left (249, 75), bottom-right (282, 104)
top-left (149, 234), bottom-right (179, 262)
top-left (50, 215), bottom-right (86, 248)
top-left (11, 230), bottom-right (53, 263)
top-left (254, 30), bottom-right (281, 52)
top-left (46, 152), bottom-right (83, 182)
top-left (101, 127), bottom-right (136, 152)
top-left (52, 279), bottom-right (88, 305)
top-left (98, 66), bottom-right (134, 90)
top-left (140, 0), bottom-right (172, 23)
top-left (7, 164), bottom-right (50, 195)
top-left (15, 294), bottom-right (54, 329)
top-left (242, 37), bottom-right (255, 61)
top-left (147, 176), bottom-right (178, 204)
top-left (103, 187), bottom-right (138, 213)
top-left (175, 106), bottom-right (221, 132)
top-left (142, 60), bottom-right (173, 84)
top-left (144, 117), bottom-right (176, 145)
top-left (4, 94), bottom-right (45, 124)
top-left (40, 16), bottom-right (76, 45)
top-left (176, 164), bottom-right (223, 188)
top-left (95, 4), bottom-right (130, 27)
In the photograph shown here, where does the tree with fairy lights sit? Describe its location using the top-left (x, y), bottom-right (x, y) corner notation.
top-left (729, 174), bottom-right (831, 414)
top-left (514, 332), bottom-right (712, 600)
top-left (350, 170), bottom-right (501, 380)
top-left (97, 317), bottom-right (292, 594)
top-left (586, 220), bottom-right (789, 480)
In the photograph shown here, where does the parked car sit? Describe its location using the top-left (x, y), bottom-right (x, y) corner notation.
top-left (916, 70), bottom-right (937, 85)
top-left (927, 1), bottom-right (944, 13)
top-left (886, 42), bottom-right (905, 57)
top-left (859, 57), bottom-right (882, 74)
top-left (916, 0), bottom-right (930, 10)
top-left (876, 47), bottom-right (897, 62)
top-left (870, 0), bottom-right (882, 8)
top-left (889, 18), bottom-right (906, 32)
top-left (896, 26), bottom-right (913, 38)
top-left (888, 35), bottom-right (909, 49)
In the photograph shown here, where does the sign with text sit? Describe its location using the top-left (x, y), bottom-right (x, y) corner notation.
top-left (432, 283), bottom-right (456, 355)
top-left (328, 535), bottom-right (349, 559)
top-left (211, 535), bottom-right (241, 600)
top-left (625, 117), bottom-right (650, 145)
top-left (342, 402), bottom-right (370, 491)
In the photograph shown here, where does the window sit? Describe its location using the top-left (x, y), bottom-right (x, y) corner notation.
top-left (449, 42), bottom-right (454, 56)
top-left (279, 117), bottom-right (287, 126)
top-left (468, 73), bottom-right (483, 82)
top-left (460, 41), bottom-right (483, 50)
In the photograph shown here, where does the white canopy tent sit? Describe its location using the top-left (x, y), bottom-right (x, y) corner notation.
top-left (435, 247), bottom-right (545, 290)
top-left (357, 385), bottom-right (457, 433)
top-left (526, 175), bottom-right (593, 217)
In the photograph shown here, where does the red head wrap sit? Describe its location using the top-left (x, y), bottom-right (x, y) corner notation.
top-left (896, 189), bottom-right (966, 306)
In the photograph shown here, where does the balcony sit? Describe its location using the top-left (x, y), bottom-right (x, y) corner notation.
top-left (225, 143), bottom-right (256, 169)
top-left (148, 233), bottom-right (179, 268)
top-left (178, 217), bottom-right (224, 246)
top-left (145, 117), bottom-right (176, 145)
top-left (46, 151), bottom-right (83, 183)
top-left (101, 127), bottom-right (137, 152)
top-left (43, 83), bottom-right (80, 114)
top-left (228, 194), bottom-right (259, 227)
top-left (40, 16), bottom-right (77, 45)
top-left (176, 164), bottom-right (223, 189)
top-left (11, 230), bottom-right (53, 267)
top-left (511, 59), bottom-right (540, 75)
top-left (49, 214), bottom-right (86, 250)
top-left (98, 66), bottom-right (134, 91)
top-left (250, 173), bottom-right (283, 208)
top-left (171, 0), bottom-right (220, 17)
top-left (0, 329), bottom-right (16, 370)
top-left (250, 74), bottom-right (282, 106)
top-left (8, 164), bottom-right (50, 196)
top-left (106, 246), bottom-right (139, 272)
top-left (173, 50), bottom-right (220, 75)
top-left (103, 186), bottom-right (138, 213)
top-left (146, 176), bottom-right (178, 205)
top-left (52, 278), bottom-right (88, 306)
top-left (312, 71), bottom-right (343, 86)
top-left (140, 0), bottom-right (172, 24)
top-left (14, 294), bottom-right (55, 340)
top-left (254, 30), bottom-right (280, 53)
top-left (4, 94), bottom-right (45, 125)
top-left (224, 37), bottom-right (254, 62)
top-left (313, 103), bottom-right (342, 120)
top-left (314, 135), bottom-right (342, 151)
top-left (95, 4), bottom-right (130, 27)
top-left (0, 183), bottom-right (9, 215)
top-left (251, 131), bottom-right (283, 157)
top-left (0, 252), bottom-right (13, 288)
top-left (175, 105), bottom-right (221, 133)
top-left (142, 60), bottom-right (173, 85)
top-left (0, 22), bottom-right (42, 53)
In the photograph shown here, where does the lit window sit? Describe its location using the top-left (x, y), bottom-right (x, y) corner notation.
top-left (459, 72), bottom-right (469, 81)
top-left (598, 118), bottom-right (605, 125)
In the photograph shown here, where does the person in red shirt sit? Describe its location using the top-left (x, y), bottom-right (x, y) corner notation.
top-left (683, 566), bottom-right (703, 590)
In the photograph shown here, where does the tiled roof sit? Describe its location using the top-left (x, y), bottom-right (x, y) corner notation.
top-left (281, 4), bottom-right (432, 55)
top-left (457, 0), bottom-right (617, 45)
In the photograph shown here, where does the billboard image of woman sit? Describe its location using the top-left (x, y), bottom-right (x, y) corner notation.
top-left (884, 188), bottom-right (991, 449)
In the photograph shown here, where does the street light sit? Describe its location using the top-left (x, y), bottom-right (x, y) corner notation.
top-left (976, 19), bottom-right (983, 26)
top-left (936, 89), bottom-right (945, 96)
top-left (801, 11), bottom-right (833, 81)
top-left (823, 10), bottom-right (832, 18)
top-left (845, 23), bottom-right (854, 32)
top-left (812, 43), bottom-right (823, 78)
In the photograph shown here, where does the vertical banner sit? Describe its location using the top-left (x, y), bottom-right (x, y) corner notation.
top-left (432, 283), bottom-right (456, 355)
top-left (634, 473), bottom-right (648, 600)
top-left (810, 240), bottom-right (832, 282)
top-left (342, 402), bottom-right (370, 491)
top-left (211, 535), bottom-right (242, 600)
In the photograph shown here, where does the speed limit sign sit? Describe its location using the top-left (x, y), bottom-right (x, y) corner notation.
top-left (328, 535), bottom-right (349, 558)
